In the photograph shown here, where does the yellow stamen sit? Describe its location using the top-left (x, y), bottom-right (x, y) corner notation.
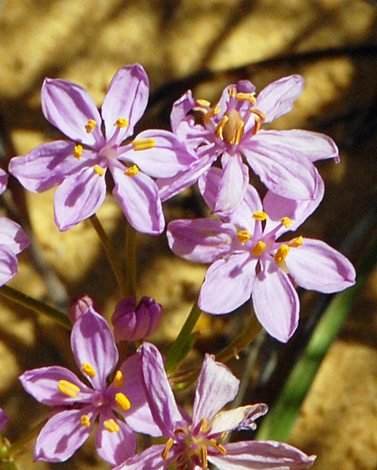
top-left (115, 392), bottom-right (131, 411)
top-left (250, 108), bottom-right (266, 122)
top-left (132, 138), bottom-right (155, 151)
top-left (289, 236), bottom-right (303, 248)
top-left (228, 87), bottom-right (236, 98)
top-left (94, 164), bottom-right (105, 176)
top-left (215, 115), bottom-right (229, 140)
top-left (252, 241), bottom-right (266, 256)
top-left (253, 211), bottom-right (268, 221)
top-left (174, 428), bottom-right (189, 435)
top-left (237, 230), bottom-right (251, 244)
top-left (280, 217), bottom-right (292, 228)
top-left (252, 117), bottom-right (262, 136)
top-left (74, 144), bottom-right (83, 160)
top-left (125, 165), bottom-right (139, 177)
top-left (81, 415), bottom-right (91, 427)
top-left (203, 105), bottom-right (221, 124)
top-left (81, 363), bottom-right (96, 377)
top-left (114, 370), bottom-right (123, 388)
top-left (230, 120), bottom-right (244, 145)
top-left (250, 108), bottom-right (266, 136)
top-left (114, 118), bottom-right (129, 128)
top-left (85, 119), bottom-right (97, 133)
top-left (200, 445), bottom-right (208, 468)
top-left (211, 439), bottom-right (227, 455)
top-left (200, 418), bottom-right (208, 433)
top-left (58, 380), bottom-right (80, 398)
top-left (196, 99), bottom-right (211, 107)
top-left (103, 419), bottom-right (119, 433)
top-left (162, 437), bottom-right (174, 460)
top-left (236, 92), bottom-right (256, 104)
top-left (275, 245), bottom-right (290, 263)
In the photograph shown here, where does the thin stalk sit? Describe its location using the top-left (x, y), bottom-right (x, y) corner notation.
top-left (89, 214), bottom-right (129, 297)
top-left (0, 285), bottom-right (70, 329)
top-left (125, 223), bottom-right (137, 298)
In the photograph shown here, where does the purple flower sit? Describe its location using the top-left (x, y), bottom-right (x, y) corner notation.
top-left (0, 217), bottom-right (29, 286)
top-left (158, 75), bottom-right (338, 214)
top-left (167, 168), bottom-right (356, 342)
top-left (19, 306), bottom-right (160, 465)
top-left (112, 296), bottom-right (163, 341)
top-left (114, 342), bottom-right (316, 470)
top-left (9, 64), bottom-right (194, 234)
top-left (0, 169), bottom-right (8, 195)
top-left (0, 408), bottom-right (9, 432)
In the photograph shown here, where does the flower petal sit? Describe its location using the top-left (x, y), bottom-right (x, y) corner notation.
top-left (0, 248), bottom-right (18, 286)
top-left (54, 165), bottom-right (106, 231)
top-left (113, 444), bottom-right (168, 470)
top-left (0, 169), bottom-right (8, 195)
top-left (255, 75), bottom-right (304, 123)
top-left (252, 263), bottom-right (299, 342)
top-left (112, 166), bottom-right (164, 235)
top-left (102, 64), bottom-right (149, 143)
top-left (9, 141), bottom-right (85, 193)
top-left (95, 414), bottom-right (136, 466)
top-left (170, 90), bottom-right (197, 133)
top-left (167, 218), bottom-right (236, 264)
top-left (42, 78), bottom-right (103, 147)
top-left (208, 440), bottom-right (316, 470)
top-left (192, 354), bottom-right (239, 429)
top-left (0, 217), bottom-right (30, 254)
top-left (285, 239), bottom-right (356, 293)
top-left (19, 366), bottom-right (93, 405)
top-left (71, 306), bottom-right (118, 391)
top-left (140, 343), bottom-right (185, 437)
top-left (199, 253), bottom-right (257, 314)
top-left (210, 403), bottom-right (268, 435)
top-left (34, 407), bottom-right (96, 462)
top-left (242, 131), bottom-right (318, 200)
top-left (122, 129), bottom-right (196, 178)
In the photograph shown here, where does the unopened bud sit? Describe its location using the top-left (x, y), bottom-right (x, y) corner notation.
top-left (68, 295), bottom-right (95, 324)
top-left (111, 296), bottom-right (163, 341)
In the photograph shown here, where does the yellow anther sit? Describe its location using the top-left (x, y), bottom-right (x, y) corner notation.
top-left (280, 217), bottom-right (292, 228)
top-left (211, 439), bottom-right (227, 455)
top-left (253, 212), bottom-right (269, 221)
top-left (274, 245), bottom-right (290, 263)
top-left (58, 380), bottom-right (80, 398)
top-left (203, 105), bottom-right (221, 124)
top-left (237, 230), bottom-right (251, 244)
top-left (200, 418), bottom-right (208, 433)
top-left (236, 92), bottom-right (256, 104)
top-left (115, 393), bottom-right (131, 411)
top-left (85, 119), bottom-right (97, 133)
top-left (74, 144), bottom-right (83, 160)
top-left (82, 363), bottom-right (96, 377)
top-left (250, 108), bottom-right (266, 136)
top-left (125, 165), bottom-right (139, 177)
top-left (94, 164), bottom-right (105, 176)
top-left (228, 87), bottom-right (236, 98)
top-left (132, 138), bottom-right (155, 151)
top-left (114, 118), bottom-right (129, 128)
top-left (215, 115), bottom-right (229, 140)
top-left (289, 236), bottom-right (303, 248)
top-left (230, 120), bottom-right (244, 145)
top-left (162, 437), bottom-right (174, 460)
top-left (114, 370), bottom-right (123, 388)
top-left (200, 445), bottom-right (208, 469)
top-left (252, 241), bottom-right (266, 256)
top-left (196, 99), bottom-right (211, 107)
top-left (103, 419), bottom-right (119, 433)
top-left (250, 108), bottom-right (266, 122)
top-left (81, 415), bottom-right (91, 427)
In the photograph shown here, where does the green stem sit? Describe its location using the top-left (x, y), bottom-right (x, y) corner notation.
top-left (165, 301), bottom-right (202, 374)
top-left (89, 214), bottom-right (129, 297)
top-left (0, 285), bottom-right (70, 329)
top-left (125, 223), bottom-right (137, 298)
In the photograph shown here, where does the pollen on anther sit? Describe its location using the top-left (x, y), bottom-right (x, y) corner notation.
top-left (115, 392), bottom-right (131, 411)
top-left (103, 419), bottom-right (119, 433)
top-left (114, 370), bottom-right (123, 388)
top-left (162, 438), bottom-right (174, 460)
top-left (200, 445), bottom-right (208, 468)
top-left (94, 164), bottom-right (105, 176)
top-left (81, 415), bottom-right (91, 427)
top-left (196, 99), bottom-right (211, 107)
top-left (82, 363), bottom-right (96, 377)
top-left (215, 115), bottom-right (229, 140)
top-left (114, 118), bottom-right (129, 128)
top-left (236, 92), bottom-right (256, 104)
top-left (58, 380), bottom-right (80, 398)
top-left (238, 230), bottom-right (251, 244)
top-left (211, 439), bottom-right (227, 455)
top-left (74, 145), bottom-right (83, 160)
top-left (280, 217), bottom-right (292, 228)
top-left (228, 87), bottom-right (236, 98)
top-left (203, 105), bottom-right (221, 124)
top-left (200, 418), bottom-right (208, 433)
top-left (289, 236), bottom-right (303, 248)
top-left (85, 119), bottom-right (97, 133)
top-left (275, 245), bottom-right (290, 263)
top-left (125, 165), bottom-right (139, 177)
top-left (253, 211), bottom-right (268, 221)
top-left (132, 138), bottom-right (155, 151)
top-left (230, 120), bottom-right (244, 145)
top-left (252, 241), bottom-right (266, 256)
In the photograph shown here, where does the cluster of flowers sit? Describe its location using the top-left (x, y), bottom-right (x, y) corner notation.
top-left (0, 63), bottom-right (356, 469)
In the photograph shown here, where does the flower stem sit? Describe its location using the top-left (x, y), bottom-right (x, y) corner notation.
top-left (125, 223), bottom-right (137, 298)
top-left (0, 285), bottom-right (71, 329)
top-left (89, 214), bottom-right (129, 297)
top-left (165, 301), bottom-right (202, 374)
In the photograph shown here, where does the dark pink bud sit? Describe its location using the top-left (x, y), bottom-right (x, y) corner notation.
top-left (112, 296), bottom-right (163, 341)
top-left (68, 295), bottom-right (95, 324)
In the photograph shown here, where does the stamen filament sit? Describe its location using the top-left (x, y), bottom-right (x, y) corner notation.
top-left (58, 380), bottom-right (80, 398)
top-left (203, 105), bottom-right (221, 124)
top-left (85, 119), bottom-right (97, 133)
top-left (74, 144), bottom-right (83, 160)
top-left (211, 439), bottom-right (227, 455)
top-left (82, 363), bottom-right (96, 377)
top-left (252, 241), bottom-right (266, 256)
top-left (114, 118), bottom-right (129, 128)
top-left (103, 419), bottom-right (119, 433)
top-left (81, 415), bottom-right (91, 427)
top-left (200, 445), bottom-right (208, 468)
top-left (289, 236), bottom-right (303, 248)
top-left (162, 438), bottom-right (174, 460)
top-left (125, 165), bottom-right (139, 177)
top-left (114, 370), bottom-right (123, 388)
top-left (200, 418), bottom-right (208, 433)
top-left (275, 244), bottom-right (290, 263)
top-left (238, 230), bottom-right (251, 244)
top-left (115, 392), bottom-right (131, 411)
top-left (230, 120), bottom-right (244, 145)
top-left (132, 138), bottom-right (155, 151)
top-left (215, 115), bottom-right (229, 140)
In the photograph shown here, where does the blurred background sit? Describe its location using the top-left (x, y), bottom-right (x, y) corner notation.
top-left (1, 0), bottom-right (377, 469)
